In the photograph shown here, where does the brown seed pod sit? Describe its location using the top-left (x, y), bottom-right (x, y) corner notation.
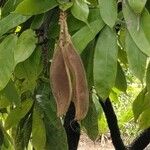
top-left (63, 42), bottom-right (89, 120)
top-left (50, 45), bottom-right (72, 117)
top-left (50, 10), bottom-right (89, 120)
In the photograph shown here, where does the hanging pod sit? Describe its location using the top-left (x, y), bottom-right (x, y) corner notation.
top-left (50, 11), bottom-right (89, 120)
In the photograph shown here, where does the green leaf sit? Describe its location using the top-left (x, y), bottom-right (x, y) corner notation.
top-left (123, 1), bottom-right (150, 56)
top-left (146, 62), bottom-right (150, 93)
top-left (0, 35), bottom-right (17, 91)
top-left (132, 88), bottom-right (149, 121)
top-left (72, 18), bottom-right (104, 53)
top-left (5, 99), bottom-right (33, 130)
top-left (15, 0), bottom-right (58, 15)
top-left (0, 13), bottom-right (30, 37)
top-left (141, 9), bottom-right (150, 44)
top-left (30, 14), bottom-right (45, 30)
top-left (1, 0), bottom-right (23, 17)
top-left (128, 0), bottom-right (147, 14)
top-left (99, 0), bottom-right (117, 28)
top-left (125, 31), bottom-right (147, 82)
top-left (0, 80), bottom-right (20, 105)
top-left (115, 62), bottom-right (127, 92)
top-left (14, 48), bottom-right (42, 93)
top-left (82, 100), bottom-right (99, 141)
top-left (139, 108), bottom-right (150, 130)
top-left (71, 0), bottom-right (89, 23)
top-left (94, 26), bottom-right (118, 99)
top-left (14, 29), bottom-right (37, 65)
top-left (32, 107), bottom-right (46, 150)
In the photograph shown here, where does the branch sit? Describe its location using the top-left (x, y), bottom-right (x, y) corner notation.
top-left (64, 102), bottom-right (80, 150)
top-left (128, 127), bottom-right (150, 150)
top-left (99, 97), bottom-right (126, 150)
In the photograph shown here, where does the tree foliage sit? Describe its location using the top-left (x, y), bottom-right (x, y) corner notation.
top-left (0, 0), bottom-right (150, 149)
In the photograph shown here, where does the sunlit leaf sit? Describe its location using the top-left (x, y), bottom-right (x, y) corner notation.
top-left (132, 88), bottom-right (149, 121)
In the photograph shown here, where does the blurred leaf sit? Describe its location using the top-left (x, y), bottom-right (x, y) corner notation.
top-left (128, 0), bottom-right (147, 14)
top-left (94, 26), bottom-right (118, 99)
top-left (72, 17), bottom-right (104, 53)
top-left (0, 13), bottom-right (30, 37)
top-left (1, 0), bottom-right (23, 17)
top-left (32, 107), bottom-right (46, 150)
top-left (99, 0), bottom-right (117, 28)
top-left (118, 48), bottom-right (128, 66)
top-left (139, 108), bottom-right (150, 130)
top-left (0, 80), bottom-right (20, 105)
top-left (141, 9), bottom-right (150, 44)
top-left (14, 29), bottom-right (37, 65)
top-left (115, 62), bottom-right (127, 92)
top-left (123, 1), bottom-right (150, 56)
top-left (15, 0), bottom-right (58, 15)
top-left (125, 31), bottom-right (147, 82)
top-left (146, 62), bottom-right (150, 93)
top-left (71, 0), bottom-right (89, 23)
top-left (132, 88), bottom-right (149, 121)
top-left (5, 99), bottom-right (33, 130)
top-left (30, 14), bottom-right (45, 30)
top-left (0, 35), bottom-right (17, 91)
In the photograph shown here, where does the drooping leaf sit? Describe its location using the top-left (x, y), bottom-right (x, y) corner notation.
top-left (125, 31), bottom-right (147, 82)
top-left (5, 99), bottom-right (33, 130)
top-left (99, 0), bottom-right (117, 28)
top-left (123, 1), bottom-right (150, 56)
top-left (71, 0), bottom-right (89, 23)
top-left (0, 13), bottom-right (30, 37)
top-left (32, 107), bottom-right (46, 150)
top-left (72, 18), bottom-right (104, 53)
top-left (0, 35), bottom-right (17, 91)
top-left (128, 0), bottom-right (147, 14)
top-left (94, 26), bottom-right (118, 99)
top-left (132, 88), bottom-right (149, 121)
top-left (139, 108), bottom-right (150, 130)
top-left (115, 62), bottom-right (127, 92)
top-left (14, 29), bottom-right (37, 65)
top-left (15, 0), bottom-right (58, 15)
top-left (81, 41), bottom-right (99, 140)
